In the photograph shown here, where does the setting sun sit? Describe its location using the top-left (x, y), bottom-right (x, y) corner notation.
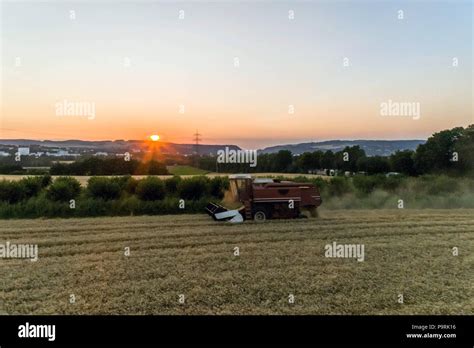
top-left (150, 135), bottom-right (160, 142)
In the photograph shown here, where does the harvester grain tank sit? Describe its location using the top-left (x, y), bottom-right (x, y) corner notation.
top-left (206, 174), bottom-right (322, 222)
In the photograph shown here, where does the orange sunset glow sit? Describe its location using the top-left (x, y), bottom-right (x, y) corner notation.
top-left (0, 2), bottom-right (472, 149)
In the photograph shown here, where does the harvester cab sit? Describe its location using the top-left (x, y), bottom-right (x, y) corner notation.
top-left (205, 174), bottom-right (322, 223)
top-left (228, 174), bottom-right (252, 203)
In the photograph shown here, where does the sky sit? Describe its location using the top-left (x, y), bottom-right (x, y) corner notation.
top-left (1, 0), bottom-right (472, 149)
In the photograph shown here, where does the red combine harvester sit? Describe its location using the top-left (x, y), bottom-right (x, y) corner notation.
top-left (205, 174), bottom-right (322, 223)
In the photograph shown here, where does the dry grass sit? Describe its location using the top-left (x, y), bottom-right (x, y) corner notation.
top-left (0, 209), bottom-right (472, 315)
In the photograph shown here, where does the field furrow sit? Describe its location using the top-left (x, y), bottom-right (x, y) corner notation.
top-left (0, 209), bottom-right (472, 314)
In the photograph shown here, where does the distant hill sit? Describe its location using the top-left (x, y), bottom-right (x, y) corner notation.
top-left (258, 140), bottom-right (425, 156)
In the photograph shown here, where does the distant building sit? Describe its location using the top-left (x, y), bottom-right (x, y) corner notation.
top-left (29, 144), bottom-right (41, 153)
top-left (18, 147), bottom-right (30, 156)
top-left (45, 150), bottom-right (79, 157)
top-left (0, 151), bottom-right (10, 157)
top-left (94, 152), bottom-right (108, 156)
top-left (46, 150), bottom-right (66, 156)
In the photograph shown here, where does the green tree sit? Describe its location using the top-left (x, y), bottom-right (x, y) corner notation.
top-left (414, 127), bottom-right (464, 174)
top-left (178, 177), bottom-right (210, 200)
top-left (274, 150), bottom-right (293, 172)
top-left (321, 150), bottom-right (335, 169)
top-left (389, 150), bottom-right (415, 175)
top-left (454, 125), bottom-right (474, 173)
top-left (46, 177), bottom-right (81, 202)
top-left (335, 146), bottom-right (366, 172)
top-left (87, 177), bottom-right (122, 200)
top-left (18, 176), bottom-right (51, 199)
top-left (147, 160), bottom-right (168, 175)
top-left (358, 156), bottom-right (390, 174)
top-left (0, 180), bottom-right (26, 203)
top-left (135, 177), bottom-right (165, 201)
top-left (298, 152), bottom-right (318, 172)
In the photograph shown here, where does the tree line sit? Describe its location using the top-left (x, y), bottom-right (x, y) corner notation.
top-left (0, 124), bottom-right (471, 176)
top-left (199, 125), bottom-right (473, 176)
top-left (0, 175), bottom-right (229, 218)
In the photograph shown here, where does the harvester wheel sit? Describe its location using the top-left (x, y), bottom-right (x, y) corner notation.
top-left (301, 207), bottom-right (319, 218)
top-left (253, 210), bottom-right (267, 222)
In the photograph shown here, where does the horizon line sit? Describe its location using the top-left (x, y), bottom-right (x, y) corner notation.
top-left (0, 137), bottom-right (427, 146)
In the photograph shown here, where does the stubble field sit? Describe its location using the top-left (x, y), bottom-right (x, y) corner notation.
top-left (0, 209), bottom-right (473, 315)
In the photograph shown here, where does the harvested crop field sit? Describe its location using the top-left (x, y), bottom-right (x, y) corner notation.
top-left (0, 209), bottom-right (473, 315)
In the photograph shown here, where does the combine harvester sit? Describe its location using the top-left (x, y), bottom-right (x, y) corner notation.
top-left (205, 174), bottom-right (322, 223)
